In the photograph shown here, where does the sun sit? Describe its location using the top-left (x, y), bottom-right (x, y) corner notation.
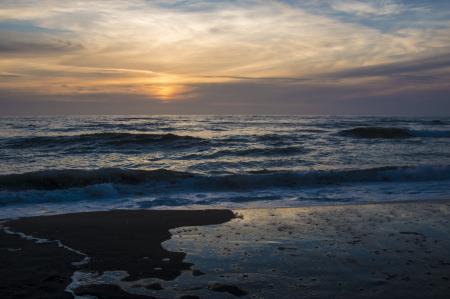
top-left (147, 84), bottom-right (184, 100)
top-left (139, 74), bottom-right (191, 100)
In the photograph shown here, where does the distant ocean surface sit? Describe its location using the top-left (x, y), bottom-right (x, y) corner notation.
top-left (1, 115), bottom-right (450, 218)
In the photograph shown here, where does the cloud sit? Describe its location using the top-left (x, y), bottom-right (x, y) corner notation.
top-left (330, 0), bottom-right (403, 16)
top-left (199, 75), bottom-right (311, 82)
top-left (0, 39), bottom-right (83, 55)
top-left (1, 0), bottom-right (447, 75)
top-left (202, 52), bottom-right (450, 85)
top-left (0, 0), bottom-right (449, 115)
top-left (0, 72), bottom-right (23, 78)
top-left (326, 52), bottom-right (450, 79)
top-left (0, 30), bottom-right (83, 56)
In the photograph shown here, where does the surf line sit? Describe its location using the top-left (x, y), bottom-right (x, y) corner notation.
top-left (0, 222), bottom-right (90, 282)
top-left (0, 221), bottom-right (91, 297)
top-left (0, 222), bottom-right (90, 266)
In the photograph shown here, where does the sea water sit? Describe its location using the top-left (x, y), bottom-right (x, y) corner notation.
top-left (1, 115), bottom-right (449, 218)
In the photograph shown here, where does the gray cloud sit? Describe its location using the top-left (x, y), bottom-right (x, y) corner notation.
top-left (202, 53), bottom-right (450, 84)
top-left (200, 75), bottom-right (312, 82)
top-left (0, 38), bottom-right (83, 55)
top-left (0, 72), bottom-right (23, 78)
top-left (326, 53), bottom-right (450, 79)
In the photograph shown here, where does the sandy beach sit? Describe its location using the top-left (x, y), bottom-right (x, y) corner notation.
top-left (0, 210), bottom-right (235, 299)
top-left (1, 201), bottom-right (450, 299)
top-left (2, 0), bottom-right (450, 297)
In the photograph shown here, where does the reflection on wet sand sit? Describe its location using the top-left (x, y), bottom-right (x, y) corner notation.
top-left (2, 201), bottom-right (449, 298)
top-left (164, 201), bottom-right (450, 298)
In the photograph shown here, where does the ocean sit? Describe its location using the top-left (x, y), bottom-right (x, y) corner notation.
top-left (1, 115), bottom-right (449, 218)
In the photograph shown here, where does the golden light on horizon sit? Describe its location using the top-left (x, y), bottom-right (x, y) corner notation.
top-left (144, 84), bottom-right (188, 100)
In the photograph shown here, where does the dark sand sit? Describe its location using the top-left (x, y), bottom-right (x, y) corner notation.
top-left (1, 201), bottom-right (450, 298)
top-left (0, 209), bottom-right (234, 299)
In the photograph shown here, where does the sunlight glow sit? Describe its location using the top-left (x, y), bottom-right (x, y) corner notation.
top-left (145, 84), bottom-right (187, 100)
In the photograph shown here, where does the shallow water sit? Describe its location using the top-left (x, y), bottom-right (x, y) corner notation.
top-left (61, 203), bottom-right (450, 299)
top-left (161, 203), bottom-right (450, 298)
top-left (1, 115), bottom-right (450, 217)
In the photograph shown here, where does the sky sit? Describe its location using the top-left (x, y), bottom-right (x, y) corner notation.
top-left (0, 0), bottom-right (449, 115)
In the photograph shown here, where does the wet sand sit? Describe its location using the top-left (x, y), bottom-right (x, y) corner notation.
top-left (0, 209), bottom-right (234, 299)
top-left (1, 201), bottom-right (450, 298)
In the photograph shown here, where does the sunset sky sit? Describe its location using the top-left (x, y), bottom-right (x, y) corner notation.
top-left (0, 0), bottom-right (449, 115)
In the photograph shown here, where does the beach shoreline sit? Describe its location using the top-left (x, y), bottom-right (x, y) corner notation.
top-left (1, 200), bottom-right (450, 298)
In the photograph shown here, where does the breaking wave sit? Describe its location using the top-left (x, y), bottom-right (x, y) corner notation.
top-left (1, 165), bottom-right (449, 205)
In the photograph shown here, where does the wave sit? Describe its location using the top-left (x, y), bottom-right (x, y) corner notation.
top-left (340, 127), bottom-right (450, 139)
top-left (1, 165), bottom-right (449, 205)
top-left (183, 146), bottom-right (309, 159)
top-left (5, 133), bottom-right (206, 148)
top-left (340, 127), bottom-right (412, 138)
top-left (0, 168), bottom-right (193, 191)
top-left (82, 123), bottom-right (160, 131)
top-left (429, 120), bottom-right (447, 125)
top-left (410, 130), bottom-right (450, 138)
